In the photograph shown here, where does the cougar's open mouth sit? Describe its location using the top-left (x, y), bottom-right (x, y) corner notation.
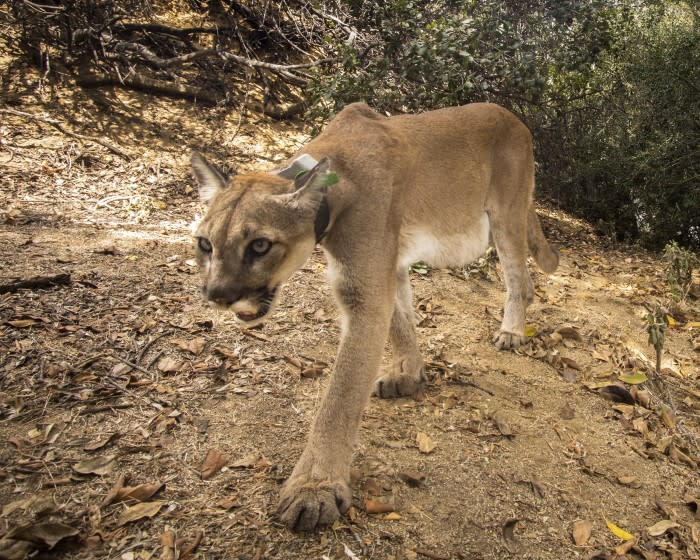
top-left (234, 286), bottom-right (278, 324)
top-left (235, 309), bottom-right (268, 322)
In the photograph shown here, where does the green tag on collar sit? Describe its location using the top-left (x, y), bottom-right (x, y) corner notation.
top-left (323, 172), bottom-right (339, 187)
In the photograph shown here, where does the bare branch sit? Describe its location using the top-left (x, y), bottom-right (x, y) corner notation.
top-left (219, 51), bottom-right (335, 72)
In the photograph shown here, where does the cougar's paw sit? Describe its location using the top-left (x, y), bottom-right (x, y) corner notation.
top-left (493, 331), bottom-right (527, 350)
top-left (277, 479), bottom-right (352, 532)
top-left (373, 367), bottom-right (425, 399)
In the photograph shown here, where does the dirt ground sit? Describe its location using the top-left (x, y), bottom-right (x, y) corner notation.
top-left (1, 54), bottom-right (699, 560)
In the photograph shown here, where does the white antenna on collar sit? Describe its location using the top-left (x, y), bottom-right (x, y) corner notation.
top-left (275, 154), bottom-right (319, 180)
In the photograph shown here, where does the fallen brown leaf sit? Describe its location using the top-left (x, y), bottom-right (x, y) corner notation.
top-left (179, 529), bottom-right (204, 560)
top-left (668, 444), bottom-right (696, 468)
top-left (659, 405), bottom-right (677, 430)
top-left (5, 521), bottom-right (79, 549)
top-left (2, 498), bottom-right (31, 518)
top-left (160, 529), bottom-right (176, 560)
top-left (684, 494), bottom-right (700, 520)
top-left (630, 386), bottom-right (651, 408)
top-left (6, 319), bottom-right (41, 328)
top-left (230, 453), bottom-right (261, 468)
top-left (502, 518), bottom-right (520, 553)
top-left (416, 431), bottom-right (436, 453)
top-left (200, 449), bottom-right (228, 479)
top-left (300, 366), bottom-right (324, 378)
top-left (572, 519), bottom-right (592, 546)
top-left (216, 496), bottom-right (242, 510)
top-left (399, 470), bottom-right (426, 488)
top-left (102, 473), bottom-right (126, 507)
top-left (617, 475), bottom-right (641, 488)
top-left (114, 482), bottom-right (165, 504)
top-left (412, 547), bottom-right (449, 560)
top-left (83, 433), bottom-right (119, 452)
top-left (560, 357), bottom-right (582, 370)
top-left (647, 519), bottom-right (679, 536)
top-left (157, 356), bottom-right (183, 373)
top-left (171, 337), bottom-right (206, 355)
top-left (73, 454), bottom-right (116, 476)
top-left (0, 539), bottom-right (34, 560)
top-left (491, 410), bottom-right (515, 437)
top-left (283, 355), bottom-right (303, 369)
top-left (116, 500), bottom-right (166, 527)
top-left (363, 478), bottom-right (382, 496)
top-left (632, 417), bottom-right (649, 437)
top-left (213, 345), bottom-right (238, 360)
top-left (555, 326), bottom-right (583, 341)
top-left (614, 539), bottom-right (635, 555)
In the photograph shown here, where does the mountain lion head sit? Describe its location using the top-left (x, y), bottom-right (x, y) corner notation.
top-left (190, 152), bottom-right (330, 326)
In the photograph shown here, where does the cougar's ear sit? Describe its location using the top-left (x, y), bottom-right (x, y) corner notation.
top-left (288, 157), bottom-right (331, 209)
top-left (190, 151), bottom-right (232, 203)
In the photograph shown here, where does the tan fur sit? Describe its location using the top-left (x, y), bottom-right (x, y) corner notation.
top-left (191, 102), bottom-right (558, 531)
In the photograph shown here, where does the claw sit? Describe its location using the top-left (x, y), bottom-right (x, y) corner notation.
top-left (493, 330), bottom-right (527, 350)
top-left (373, 361), bottom-right (424, 398)
top-left (277, 481), bottom-right (351, 531)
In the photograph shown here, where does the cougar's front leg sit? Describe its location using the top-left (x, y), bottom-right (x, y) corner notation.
top-left (278, 262), bottom-right (394, 531)
top-left (373, 267), bottom-right (424, 398)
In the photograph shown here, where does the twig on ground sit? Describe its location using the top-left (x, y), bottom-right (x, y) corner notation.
top-left (0, 273), bottom-right (71, 294)
top-left (135, 331), bottom-right (172, 365)
top-left (101, 376), bottom-right (163, 411)
top-left (110, 355), bottom-right (154, 378)
top-left (413, 547), bottom-right (451, 560)
top-left (0, 108), bottom-right (130, 160)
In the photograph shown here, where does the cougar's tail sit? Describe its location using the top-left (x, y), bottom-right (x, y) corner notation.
top-left (527, 207), bottom-right (559, 273)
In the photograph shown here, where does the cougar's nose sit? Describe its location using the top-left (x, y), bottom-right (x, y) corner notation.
top-left (204, 285), bottom-right (240, 307)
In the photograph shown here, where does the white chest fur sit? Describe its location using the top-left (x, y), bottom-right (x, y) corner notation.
top-left (398, 212), bottom-right (490, 269)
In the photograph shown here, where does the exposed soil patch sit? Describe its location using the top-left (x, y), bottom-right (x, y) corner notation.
top-left (1, 55), bottom-right (699, 560)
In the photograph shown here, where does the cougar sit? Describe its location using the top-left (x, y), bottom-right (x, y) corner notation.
top-left (190, 102), bottom-right (558, 532)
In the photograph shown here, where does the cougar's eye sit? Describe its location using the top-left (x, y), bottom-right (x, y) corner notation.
top-left (197, 237), bottom-right (212, 254)
top-left (249, 238), bottom-right (271, 256)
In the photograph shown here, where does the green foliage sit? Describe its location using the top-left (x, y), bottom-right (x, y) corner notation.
top-left (541, 2), bottom-right (699, 250)
top-left (309, 0), bottom-right (699, 251)
top-left (664, 241), bottom-right (699, 301)
top-left (646, 303), bottom-right (669, 373)
top-left (410, 261), bottom-right (431, 275)
top-left (310, 1), bottom-right (614, 116)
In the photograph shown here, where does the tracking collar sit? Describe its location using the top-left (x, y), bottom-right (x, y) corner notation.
top-left (277, 155), bottom-right (331, 244)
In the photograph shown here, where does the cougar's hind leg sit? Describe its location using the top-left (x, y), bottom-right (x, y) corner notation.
top-left (373, 266), bottom-right (424, 398)
top-left (489, 209), bottom-right (532, 350)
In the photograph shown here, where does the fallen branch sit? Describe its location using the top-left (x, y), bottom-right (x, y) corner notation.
top-left (110, 41), bottom-right (214, 69)
top-left (0, 108), bottom-right (130, 160)
top-left (0, 273), bottom-right (71, 294)
top-left (115, 23), bottom-right (232, 36)
top-left (77, 72), bottom-right (222, 105)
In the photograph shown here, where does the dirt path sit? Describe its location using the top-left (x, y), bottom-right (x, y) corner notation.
top-left (1, 70), bottom-right (699, 560)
